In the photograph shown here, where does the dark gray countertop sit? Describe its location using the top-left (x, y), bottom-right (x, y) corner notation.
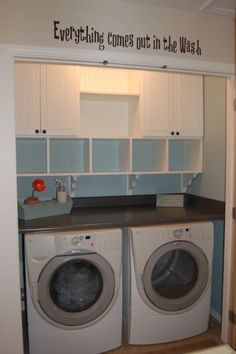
top-left (18, 194), bottom-right (225, 234)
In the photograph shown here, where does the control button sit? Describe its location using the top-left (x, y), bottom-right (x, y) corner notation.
top-left (79, 236), bottom-right (84, 241)
top-left (173, 229), bottom-right (183, 239)
top-left (71, 237), bottom-right (80, 246)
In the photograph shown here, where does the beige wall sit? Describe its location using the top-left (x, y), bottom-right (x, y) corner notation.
top-left (0, 0), bottom-right (234, 65)
top-left (188, 76), bottom-right (226, 201)
top-left (0, 51), bottom-right (24, 354)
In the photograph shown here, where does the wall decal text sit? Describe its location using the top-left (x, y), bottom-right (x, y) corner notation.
top-left (53, 21), bottom-right (202, 56)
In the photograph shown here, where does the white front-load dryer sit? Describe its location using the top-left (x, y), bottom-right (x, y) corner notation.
top-left (25, 228), bottom-right (122, 354)
top-left (123, 222), bottom-right (214, 344)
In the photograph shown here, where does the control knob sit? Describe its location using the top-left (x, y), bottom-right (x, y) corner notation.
top-left (71, 237), bottom-right (80, 246)
top-left (173, 229), bottom-right (183, 239)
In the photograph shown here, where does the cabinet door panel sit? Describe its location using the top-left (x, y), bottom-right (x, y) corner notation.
top-left (174, 74), bottom-right (203, 136)
top-left (80, 66), bottom-right (140, 95)
top-left (41, 64), bottom-right (80, 136)
top-left (141, 71), bottom-right (173, 137)
top-left (15, 62), bottom-right (41, 136)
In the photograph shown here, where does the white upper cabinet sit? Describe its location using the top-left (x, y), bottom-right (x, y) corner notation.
top-left (140, 71), bottom-right (173, 136)
top-left (15, 62), bottom-right (80, 136)
top-left (174, 74), bottom-right (203, 137)
top-left (15, 62), bottom-right (41, 136)
top-left (15, 64), bottom-right (204, 176)
top-left (141, 71), bottom-right (203, 137)
top-left (40, 64), bottom-right (80, 136)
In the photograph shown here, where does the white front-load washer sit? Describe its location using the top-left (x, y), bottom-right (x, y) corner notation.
top-left (24, 228), bottom-right (122, 354)
top-left (123, 222), bottom-right (214, 344)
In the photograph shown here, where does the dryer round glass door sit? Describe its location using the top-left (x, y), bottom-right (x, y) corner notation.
top-left (37, 253), bottom-right (115, 326)
top-left (142, 241), bottom-right (209, 312)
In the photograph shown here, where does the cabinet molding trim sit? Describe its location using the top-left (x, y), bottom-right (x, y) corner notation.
top-left (2, 44), bottom-right (234, 76)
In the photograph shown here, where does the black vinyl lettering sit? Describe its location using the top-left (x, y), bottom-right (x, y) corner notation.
top-left (53, 21), bottom-right (202, 55)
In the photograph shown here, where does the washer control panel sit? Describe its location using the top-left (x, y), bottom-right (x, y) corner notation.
top-left (55, 232), bottom-right (121, 253)
top-left (55, 234), bottom-right (96, 252)
top-left (70, 235), bottom-right (93, 246)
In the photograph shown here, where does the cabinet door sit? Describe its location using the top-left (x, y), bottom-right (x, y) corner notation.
top-left (174, 74), bottom-right (203, 137)
top-left (141, 71), bottom-right (174, 137)
top-left (15, 62), bottom-right (41, 136)
top-left (40, 64), bottom-right (80, 136)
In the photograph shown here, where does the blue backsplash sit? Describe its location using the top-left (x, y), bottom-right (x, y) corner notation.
top-left (17, 174), bottom-right (182, 200)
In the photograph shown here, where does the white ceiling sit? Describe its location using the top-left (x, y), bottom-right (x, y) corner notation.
top-left (113, 0), bottom-right (236, 17)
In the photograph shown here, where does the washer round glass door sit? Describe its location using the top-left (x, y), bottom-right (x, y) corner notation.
top-left (37, 253), bottom-right (115, 326)
top-left (142, 241), bottom-right (209, 312)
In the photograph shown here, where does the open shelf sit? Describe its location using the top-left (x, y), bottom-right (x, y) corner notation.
top-left (16, 137), bottom-right (202, 176)
top-left (92, 139), bottom-right (130, 173)
top-left (168, 139), bottom-right (202, 172)
top-left (49, 138), bottom-right (90, 173)
top-left (78, 67), bottom-right (141, 138)
top-left (16, 138), bottom-right (47, 174)
top-left (132, 139), bottom-right (167, 172)
top-left (79, 94), bottom-right (139, 138)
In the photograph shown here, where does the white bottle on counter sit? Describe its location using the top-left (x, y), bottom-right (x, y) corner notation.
top-left (56, 180), bottom-right (67, 203)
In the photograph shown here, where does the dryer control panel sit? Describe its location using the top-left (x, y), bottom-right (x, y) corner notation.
top-left (171, 225), bottom-right (213, 241)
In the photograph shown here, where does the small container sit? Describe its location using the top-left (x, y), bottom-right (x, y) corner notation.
top-left (56, 180), bottom-right (67, 203)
